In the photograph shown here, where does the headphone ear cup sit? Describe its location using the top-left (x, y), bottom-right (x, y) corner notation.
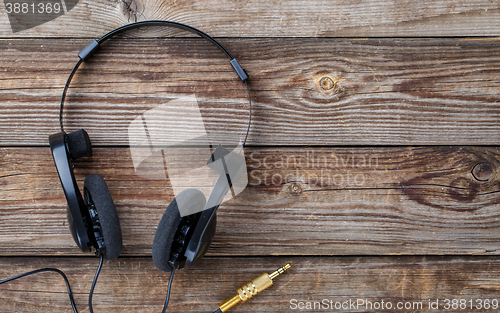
top-left (84, 174), bottom-right (122, 260)
top-left (153, 189), bottom-right (206, 272)
top-left (66, 129), bottom-right (92, 160)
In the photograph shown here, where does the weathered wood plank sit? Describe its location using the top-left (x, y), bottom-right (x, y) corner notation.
top-left (0, 0), bottom-right (500, 37)
top-left (0, 38), bottom-right (499, 146)
top-left (1, 146), bottom-right (500, 256)
top-left (1, 256), bottom-right (500, 312)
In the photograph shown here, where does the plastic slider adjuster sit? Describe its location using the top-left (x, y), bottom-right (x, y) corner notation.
top-left (230, 59), bottom-right (248, 82)
top-left (78, 39), bottom-right (100, 61)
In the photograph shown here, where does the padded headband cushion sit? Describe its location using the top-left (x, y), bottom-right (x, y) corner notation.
top-left (152, 189), bottom-right (206, 272)
top-left (84, 174), bottom-right (122, 260)
top-left (66, 129), bottom-right (92, 160)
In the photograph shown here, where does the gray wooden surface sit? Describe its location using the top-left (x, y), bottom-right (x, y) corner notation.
top-left (0, 0), bottom-right (499, 312)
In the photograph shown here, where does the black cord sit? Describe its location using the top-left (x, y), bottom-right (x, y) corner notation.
top-left (59, 58), bottom-right (83, 132)
top-left (89, 253), bottom-right (104, 313)
top-left (0, 258), bottom-right (218, 313)
top-left (240, 81), bottom-right (252, 150)
top-left (0, 267), bottom-right (79, 313)
top-left (0, 255), bottom-right (105, 313)
top-left (161, 267), bottom-right (176, 313)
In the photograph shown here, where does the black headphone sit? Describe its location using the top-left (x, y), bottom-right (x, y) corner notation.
top-left (49, 21), bottom-right (251, 273)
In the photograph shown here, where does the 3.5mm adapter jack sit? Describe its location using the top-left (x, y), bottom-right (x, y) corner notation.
top-left (214, 263), bottom-right (291, 313)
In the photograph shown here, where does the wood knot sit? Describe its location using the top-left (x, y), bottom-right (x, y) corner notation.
top-left (290, 183), bottom-right (302, 195)
top-left (316, 75), bottom-right (342, 97)
top-left (302, 70), bottom-right (345, 104)
top-left (121, 0), bottom-right (144, 23)
top-left (319, 77), bottom-right (335, 90)
top-left (472, 162), bottom-right (493, 182)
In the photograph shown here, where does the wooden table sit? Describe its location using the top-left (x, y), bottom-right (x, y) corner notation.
top-left (1, 1), bottom-right (500, 312)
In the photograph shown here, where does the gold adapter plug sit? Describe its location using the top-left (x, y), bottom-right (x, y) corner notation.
top-left (217, 263), bottom-right (291, 313)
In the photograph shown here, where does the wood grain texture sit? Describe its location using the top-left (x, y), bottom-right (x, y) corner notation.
top-left (1, 0), bottom-right (500, 38)
top-left (1, 146), bottom-right (500, 256)
top-left (1, 256), bottom-right (500, 312)
top-left (1, 1), bottom-right (500, 312)
top-left (0, 37), bottom-right (499, 146)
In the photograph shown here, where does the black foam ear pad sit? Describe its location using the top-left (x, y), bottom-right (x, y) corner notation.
top-left (84, 174), bottom-right (122, 260)
top-left (66, 129), bottom-right (92, 160)
top-left (152, 189), bottom-right (206, 272)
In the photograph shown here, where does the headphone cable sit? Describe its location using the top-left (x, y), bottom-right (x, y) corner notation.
top-left (0, 255), bottom-right (176, 313)
top-left (0, 267), bottom-right (78, 313)
top-left (89, 253), bottom-right (104, 313)
top-left (161, 267), bottom-right (176, 313)
top-left (0, 254), bottom-right (103, 313)
top-left (1, 262), bottom-right (291, 312)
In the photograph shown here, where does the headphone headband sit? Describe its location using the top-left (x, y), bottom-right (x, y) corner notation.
top-left (90, 21), bottom-right (234, 60)
top-left (59, 20), bottom-right (251, 147)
